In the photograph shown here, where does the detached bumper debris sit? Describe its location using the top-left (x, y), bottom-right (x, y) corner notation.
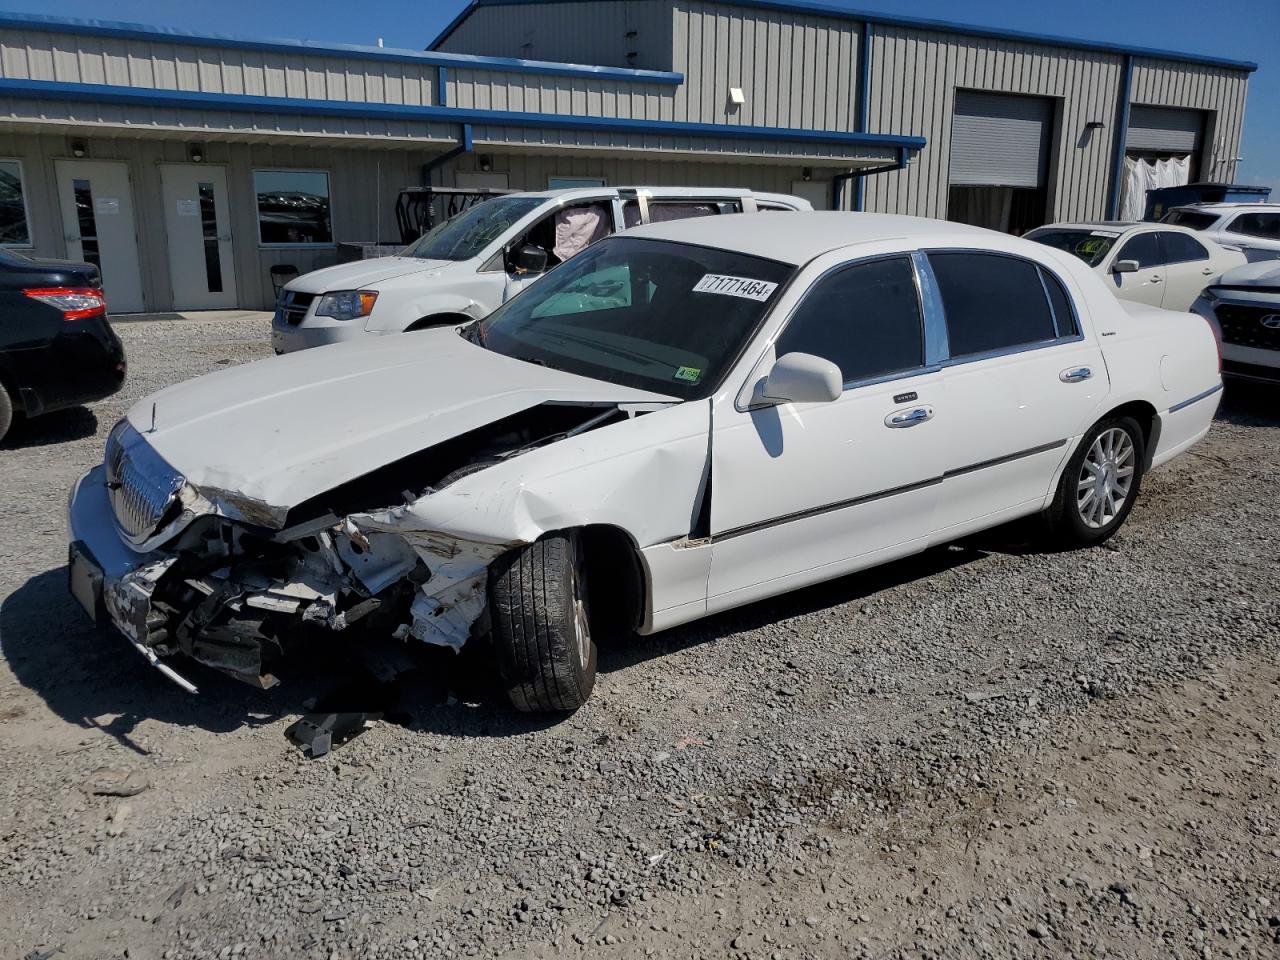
top-left (286, 712), bottom-right (381, 758)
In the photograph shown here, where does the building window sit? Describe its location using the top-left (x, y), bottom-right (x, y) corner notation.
top-left (253, 169), bottom-right (332, 246)
top-left (0, 159), bottom-right (32, 247)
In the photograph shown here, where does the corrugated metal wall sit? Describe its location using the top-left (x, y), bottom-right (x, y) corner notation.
top-left (449, 149), bottom-right (815, 195)
top-left (435, 1), bottom-right (675, 71)
top-left (670, 1), bottom-right (859, 129)
top-left (0, 28), bottom-right (440, 104)
top-left (448, 67), bottom-right (676, 121)
top-left (1130, 58), bottom-right (1248, 182)
top-left (2, 131), bottom-right (440, 311)
top-left (861, 25), bottom-right (1124, 222)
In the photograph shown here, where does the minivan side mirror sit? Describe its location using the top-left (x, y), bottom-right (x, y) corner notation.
top-left (511, 243), bottom-right (549, 275)
top-left (758, 352), bottom-right (843, 405)
top-left (1112, 259), bottom-right (1140, 274)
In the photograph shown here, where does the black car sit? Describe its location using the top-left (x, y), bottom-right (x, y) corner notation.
top-left (0, 249), bottom-right (126, 442)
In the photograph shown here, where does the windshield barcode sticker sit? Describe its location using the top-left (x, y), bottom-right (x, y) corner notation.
top-left (693, 274), bottom-right (779, 302)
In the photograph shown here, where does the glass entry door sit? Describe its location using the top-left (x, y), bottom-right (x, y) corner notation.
top-left (160, 163), bottom-right (239, 310)
top-left (54, 159), bottom-right (145, 313)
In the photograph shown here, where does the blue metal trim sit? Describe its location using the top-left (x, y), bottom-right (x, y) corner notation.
top-left (0, 11), bottom-right (685, 84)
top-left (853, 20), bottom-right (873, 212)
top-left (1107, 55), bottom-right (1134, 220)
top-left (461, 122), bottom-right (474, 153)
top-left (0, 77), bottom-right (927, 151)
top-left (458, 0), bottom-right (1258, 73)
top-left (1167, 382), bottom-right (1223, 414)
top-left (437, 66), bottom-right (449, 107)
top-left (423, 124), bottom-right (474, 185)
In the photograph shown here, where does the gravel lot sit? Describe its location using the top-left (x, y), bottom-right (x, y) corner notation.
top-left (1, 314), bottom-right (1277, 960)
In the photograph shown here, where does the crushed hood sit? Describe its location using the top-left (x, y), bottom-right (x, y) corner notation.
top-left (1216, 259), bottom-right (1280, 290)
top-left (126, 328), bottom-right (674, 512)
top-left (286, 256), bottom-right (454, 292)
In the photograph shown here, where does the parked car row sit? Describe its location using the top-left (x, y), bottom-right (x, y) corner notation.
top-left (69, 211), bottom-right (1224, 712)
top-left (0, 249), bottom-right (126, 444)
top-left (270, 186), bottom-right (813, 354)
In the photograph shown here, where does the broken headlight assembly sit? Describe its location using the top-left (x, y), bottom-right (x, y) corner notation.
top-left (314, 290), bottom-right (378, 321)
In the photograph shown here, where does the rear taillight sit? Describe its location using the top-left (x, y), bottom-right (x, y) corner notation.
top-left (23, 286), bottom-right (107, 321)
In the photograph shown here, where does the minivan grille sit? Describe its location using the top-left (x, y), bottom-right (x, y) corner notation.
top-left (279, 291), bottom-right (316, 326)
top-left (1215, 303), bottom-right (1280, 352)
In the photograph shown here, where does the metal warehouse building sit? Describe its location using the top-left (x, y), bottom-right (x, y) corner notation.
top-left (0, 2), bottom-right (1254, 312)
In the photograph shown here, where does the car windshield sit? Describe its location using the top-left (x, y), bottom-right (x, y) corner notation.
top-left (1025, 228), bottom-right (1118, 267)
top-left (1161, 210), bottom-right (1219, 231)
top-left (400, 196), bottom-right (545, 261)
top-left (469, 236), bottom-right (794, 400)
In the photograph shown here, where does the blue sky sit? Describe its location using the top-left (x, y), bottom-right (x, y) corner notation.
top-left (14, 0), bottom-right (1279, 194)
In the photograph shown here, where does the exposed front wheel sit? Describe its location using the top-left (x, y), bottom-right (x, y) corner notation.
top-left (489, 530), bottom-right (596, 713)
top-left (1046, 416), bottom-right (1146, 546)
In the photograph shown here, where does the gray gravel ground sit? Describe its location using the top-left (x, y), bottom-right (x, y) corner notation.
top-left (1, 314), bottom-right (1277, 960)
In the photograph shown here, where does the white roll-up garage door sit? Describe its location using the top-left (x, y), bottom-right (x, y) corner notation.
top-left (949, 91), bottom-right (1052, 189)
top-left (1126, 105), bottom-right (1203, 155)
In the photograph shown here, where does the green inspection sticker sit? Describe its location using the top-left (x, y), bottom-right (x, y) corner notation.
top-left (674, 366), bottom-right (703, 383)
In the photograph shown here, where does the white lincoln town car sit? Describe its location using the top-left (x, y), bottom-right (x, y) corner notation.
top-left (68, 213), bottom-right (1223, 712)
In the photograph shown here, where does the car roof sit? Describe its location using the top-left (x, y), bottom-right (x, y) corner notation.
top-left (622, 212), bottom-right (1003, 265)
top-left (517, 185), bottom-right (766, 202)
top-left (1168, 202), bottom-right (1280, 214)
top-left (1037, 220), bottom-right (1206, 237)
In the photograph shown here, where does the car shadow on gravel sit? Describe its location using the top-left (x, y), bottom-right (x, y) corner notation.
top-left (0, 567), bottom-right (362, 750)
top-left (1217, 382), bottom-right (1280, 427)
top-left (1, 406), bottom-right (98, 449)
top-left (599, 542), bottom-right (985, 676)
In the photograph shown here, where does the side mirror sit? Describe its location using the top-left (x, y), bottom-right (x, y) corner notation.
top-left (1112, 259), bottom-right (1140, 274)
top-left (511, 243), bottom-right (549, 275)
top-left (758, 352), bottom-right (843, 405)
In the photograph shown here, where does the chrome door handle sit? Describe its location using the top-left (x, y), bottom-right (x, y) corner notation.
top-left (1150, 275), bottom-right (1163, 283)
top-left (1060, 366), bottom-right (1092, 383)
top-left (1202, 267), bottom-right (1215, 275)
top-left (885, 406), bottom-right (933, 428)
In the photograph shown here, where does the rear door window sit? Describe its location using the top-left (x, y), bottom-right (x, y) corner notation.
top-left (775, 256), bottom-right (924, 384)
top-left (1158, 231), bottom-right (1210, 264)
top-left (928, 252), bottom-right (1058, 358)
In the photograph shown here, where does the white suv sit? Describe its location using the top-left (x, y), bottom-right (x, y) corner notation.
top-left (272, 186), bottom-right (812, 353)
top-left (1161, 203), bottom-right (1280, 263)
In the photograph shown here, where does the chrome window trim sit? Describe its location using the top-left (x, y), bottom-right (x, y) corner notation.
top-left (924, 247), bottom-right (1087, 367)
top-left (912, 251), bottom-right (950, 365)
top-left (1036, 263), bottom-right (1082, 339)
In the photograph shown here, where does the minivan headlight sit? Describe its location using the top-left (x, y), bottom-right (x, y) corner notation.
top-left (315, 290), bottom-right (378, 321)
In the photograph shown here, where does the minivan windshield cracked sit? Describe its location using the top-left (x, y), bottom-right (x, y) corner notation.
top-left (400, 196), bottom-right (545, 261)
top-left (470, 236), bottom-right (794, 400)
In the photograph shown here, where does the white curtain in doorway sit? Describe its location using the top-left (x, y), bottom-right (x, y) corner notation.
top-left (1118, 155), bottom-right (1190, 221)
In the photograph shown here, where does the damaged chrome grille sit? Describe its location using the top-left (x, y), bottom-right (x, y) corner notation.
top-left (105, 421), bottom-right (186, 543)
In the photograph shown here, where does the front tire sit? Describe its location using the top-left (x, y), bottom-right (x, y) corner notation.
top-left (489, 530), bottom-right (597, 713)
top-left (1045, 415), bottom-right (1146, 547)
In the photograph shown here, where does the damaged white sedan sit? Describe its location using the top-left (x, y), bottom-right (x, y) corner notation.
top-left (68, 213), bottom-right (1223, 712)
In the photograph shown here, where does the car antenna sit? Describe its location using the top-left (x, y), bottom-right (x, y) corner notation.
top-left (148, 402), bottom-right (157, 434)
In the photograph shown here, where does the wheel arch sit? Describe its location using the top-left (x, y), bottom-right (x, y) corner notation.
top-left (1100, 398), bottom-right (1160, 469)
top-left (575, 523), bottom-right (647, 637)
top-left (405, 312), bottom-right (475, 332)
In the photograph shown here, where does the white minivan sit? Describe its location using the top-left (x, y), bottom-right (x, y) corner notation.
top-left (271, 186), bottom-right (812, 353)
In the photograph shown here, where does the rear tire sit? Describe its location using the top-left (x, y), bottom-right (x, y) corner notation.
top-left (0, 385), bottom-right (13, 444)
top-left (489, 530), bottom-right (596, 713)
top-left (1045, 415), bottom-right (1146, 547)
